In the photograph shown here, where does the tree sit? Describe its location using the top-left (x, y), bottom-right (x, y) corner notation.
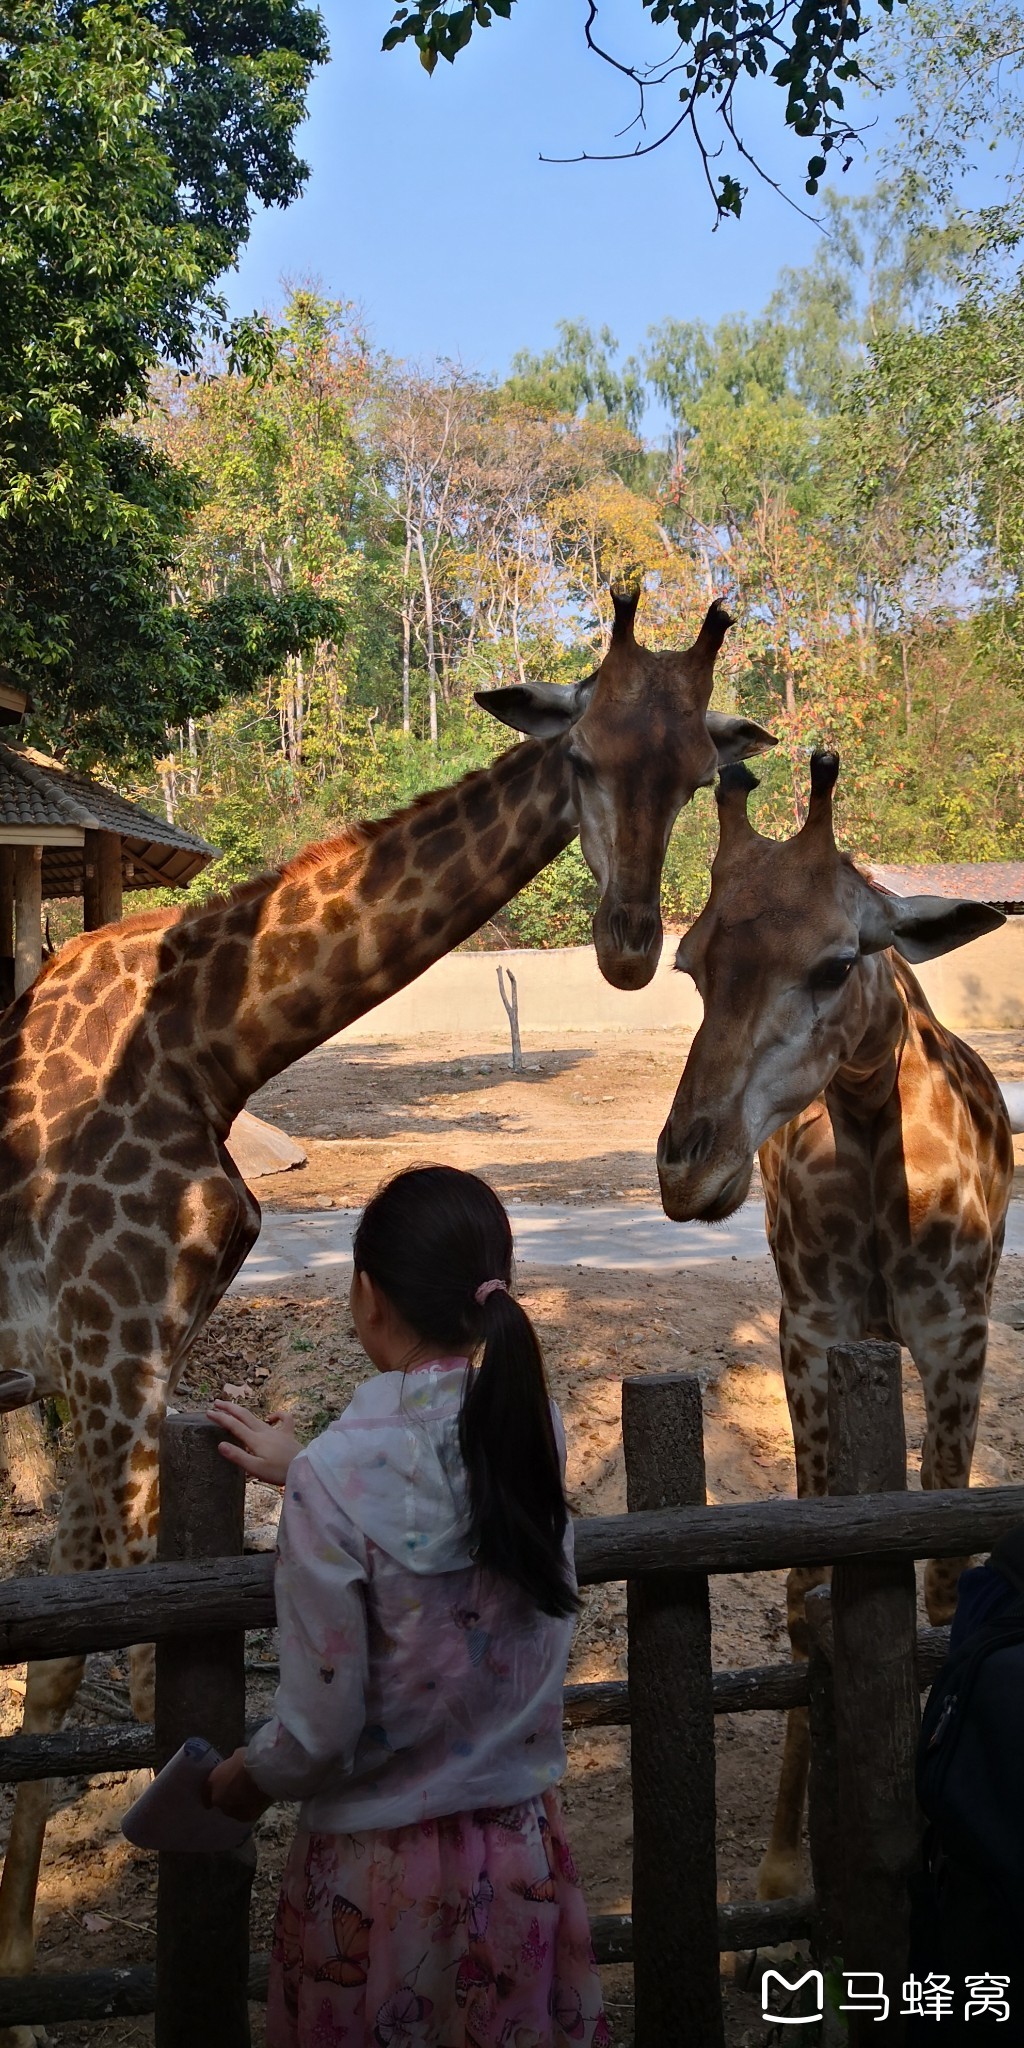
top-left (382, 0), bottom-right (899, 221)
top-left (1, 0), bottom-right (328, 762)
top-left (145, 292), bottom-right (369, 789)
top-left (375, 368), bottom-right (480, 741)
top-left (504, 322), bottom-right (645, 436)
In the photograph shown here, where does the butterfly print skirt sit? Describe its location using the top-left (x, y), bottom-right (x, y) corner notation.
top-left (266, 1788), bottom-right (609, 2047)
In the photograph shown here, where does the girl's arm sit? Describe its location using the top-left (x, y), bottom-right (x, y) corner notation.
top-left (240, 1454), bottom-right (370, 1804)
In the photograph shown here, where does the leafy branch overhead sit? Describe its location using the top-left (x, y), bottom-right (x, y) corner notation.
top-left (382, 0), bottom-right (895, 219)
top-left (0, 0), bottom-right (329, 763)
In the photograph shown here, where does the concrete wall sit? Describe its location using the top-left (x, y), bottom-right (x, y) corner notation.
top-left (337, 917), bottom-right (1024, 1042)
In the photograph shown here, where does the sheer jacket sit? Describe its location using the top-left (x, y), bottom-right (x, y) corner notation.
top-left (245, 1362), bottom-right (575, 1832)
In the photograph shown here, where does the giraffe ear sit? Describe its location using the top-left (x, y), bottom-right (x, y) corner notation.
top-left (860, 890), bottom-right (1006, 962)
top-left (705, 711), bottom-right (777, 764)
top-left (474, 678), bottom-right (591, 740)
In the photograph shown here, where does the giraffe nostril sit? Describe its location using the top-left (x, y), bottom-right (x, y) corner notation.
top-left (672, 1116), bottom-right (716, 1168)
top-left (607, 905), bottom-right (659, 956)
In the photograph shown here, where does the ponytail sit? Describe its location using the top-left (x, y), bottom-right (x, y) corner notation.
top-left (352, 1165), bottom-right (578, 1619)
top-left (459, 1287), bottom-right (578, 1619)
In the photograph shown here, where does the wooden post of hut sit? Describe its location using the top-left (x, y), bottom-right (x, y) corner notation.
top-left (13, 846), bottom-right (42, 996)
top-left (0, 739), bottom-right (215, 1005)
top-left (0, 847), bottom-right (13, 997)
top-left (83, 828), bottom-right (123, 930)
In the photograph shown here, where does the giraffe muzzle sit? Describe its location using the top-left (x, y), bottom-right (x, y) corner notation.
top-left (593, 901), bottom-right (663, 991)
top-left (656, 1113), bottom-right (754, 1222)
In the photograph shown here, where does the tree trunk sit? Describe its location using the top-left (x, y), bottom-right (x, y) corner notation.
top-left (401, 603), bottom-right (413, 735)
top-left (414, 528), bottom-right (438, 745)
top-left (159, 757), bottom-right (177, 825)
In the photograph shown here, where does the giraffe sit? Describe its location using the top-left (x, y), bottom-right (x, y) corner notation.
top-left (655, 750), bottom-right (1012, 1900)
top-left (0, 592), bottom-right (774, 1998)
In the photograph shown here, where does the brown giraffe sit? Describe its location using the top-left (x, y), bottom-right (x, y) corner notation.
top-left (0, 593), bottom-right (774, 1997)
top-left (655, 751), bottom-right (1012, 1899)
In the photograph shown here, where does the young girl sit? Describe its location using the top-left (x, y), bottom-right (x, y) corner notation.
top-left (207, 1165), bottom-right (608, 2048)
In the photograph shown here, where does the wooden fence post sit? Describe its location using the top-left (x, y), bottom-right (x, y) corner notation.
top-left (828, 1341), bottom-right (920, 2041)
top-left (805, 1585), bottom-right (842, 1964)
top-left (622, 1374), bottom-right (723, 2048)
top-left (155, 1416), bottom-right (253, 2048)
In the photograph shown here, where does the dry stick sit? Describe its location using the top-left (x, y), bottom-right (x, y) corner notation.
top-left (623, 1373), bottom-right (723, 2048)
top-left (496, 963), bottom-right (523, 1071)
top-left (155, 1418), bottom-right (253, 2048)
top-left (828, 1342), bottom-right (921, 2044)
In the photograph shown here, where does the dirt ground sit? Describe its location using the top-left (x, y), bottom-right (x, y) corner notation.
top-left (243, 1026), bottom-right (1024, 1211)
top-left (5, 1023), bottom-right (1024, 2047)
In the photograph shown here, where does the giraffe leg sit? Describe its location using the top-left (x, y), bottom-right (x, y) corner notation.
top-left (0, 1367), bottom-right (165, 2007)
top-left (73, 1371), bottom-right (164, 1723)
top-left (0, 1465), bottom-right (103, 2028)
top-left (913, 1317), bottom-right (987, 1624)
top-left (758, 1310), bottom-right (831, 1901)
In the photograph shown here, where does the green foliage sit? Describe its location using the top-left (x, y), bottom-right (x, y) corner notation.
top-left (0, 0), bottom-right (327, 754)
top-left (382, 0), bottom-right (895, 222)
top-left (505, 323), bottom-right (646, 437)
top-left (502, 845), bottom-right (599, 949)
top-left (122, 171), bottom-right (1024, 946)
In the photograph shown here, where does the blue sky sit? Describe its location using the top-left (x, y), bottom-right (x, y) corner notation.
top-left (223, 0), bottom-right (883, 382)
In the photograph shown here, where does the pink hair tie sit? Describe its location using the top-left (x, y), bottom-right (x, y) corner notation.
top-left (474, 1278), bottom-right (508, 1306)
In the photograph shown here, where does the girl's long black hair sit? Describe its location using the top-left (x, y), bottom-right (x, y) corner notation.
top-left (352, 1165), bottom-right (577, 1619)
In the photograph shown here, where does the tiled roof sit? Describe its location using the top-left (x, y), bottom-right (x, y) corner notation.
top-left (0, 745), bottom-right (216, 894)
top-left (867, 862), bottom-right (1024, 907)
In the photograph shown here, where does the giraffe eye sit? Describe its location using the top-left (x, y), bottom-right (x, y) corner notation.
top-left (568, 749), bottom-right (595, 783)
top-left (811, 952), bottom-right (857, 991)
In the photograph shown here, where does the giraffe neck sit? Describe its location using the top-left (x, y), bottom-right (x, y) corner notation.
top-left (825, 951), bottom-right (911, 1120)
top-left (185, 735), bottom-right (577, 1125)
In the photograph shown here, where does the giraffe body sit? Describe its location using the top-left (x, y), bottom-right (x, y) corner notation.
top-left (0, 596), bottom-right (773, 2000)
top-left (656, 752), bottom-right (1012, 1899)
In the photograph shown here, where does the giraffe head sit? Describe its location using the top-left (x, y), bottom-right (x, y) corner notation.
top-left (657, 750), bottom-right (1005, 1218)
top-left (475, 590), bottom-right (776, 989)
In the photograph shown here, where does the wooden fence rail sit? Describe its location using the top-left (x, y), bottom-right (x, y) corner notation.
top-left (0, 1489), bottom-right (1018, 1665)
top-left (0, 1628), bottom-right (955, 1786)
top-left (0, 1369), bottom-right (1018, 2044)
top-left (0, 1900), bottom-right (819, 2028)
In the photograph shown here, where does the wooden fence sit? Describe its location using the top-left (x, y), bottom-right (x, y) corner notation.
top-left (0, 1344), bottom-right (1019, 2044)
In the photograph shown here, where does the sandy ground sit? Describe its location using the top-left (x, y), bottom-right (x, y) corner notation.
top-left (4, 1023), bottom-right (1024, 2046)
top-left (244, 1027), bottom-right (1024, 1213)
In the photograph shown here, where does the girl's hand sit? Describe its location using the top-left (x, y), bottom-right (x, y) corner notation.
top-left (205, 1747), bottom-right (272, 1823)
top-left (208, 1400), bottom-right (300, 1486)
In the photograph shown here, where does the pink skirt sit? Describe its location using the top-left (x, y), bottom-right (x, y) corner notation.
top-left (266, 1789), bottom-right (610, 2047)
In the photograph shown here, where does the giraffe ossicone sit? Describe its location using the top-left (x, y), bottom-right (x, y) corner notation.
top-left (657, 749), bottom-right (1012, 1900)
